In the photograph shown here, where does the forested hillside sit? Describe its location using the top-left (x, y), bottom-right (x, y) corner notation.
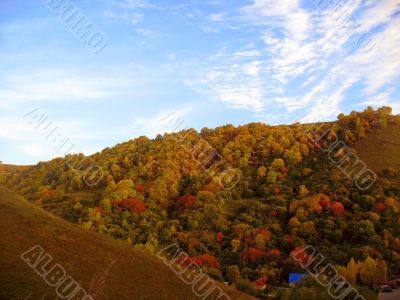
top-left (0, 186), bottom-right (251, 300)
top-left (2, 106), bottom-right (400, 299)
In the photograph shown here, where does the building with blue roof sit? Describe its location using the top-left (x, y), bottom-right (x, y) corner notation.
top-left (289, 273), bottom-right (307, 287)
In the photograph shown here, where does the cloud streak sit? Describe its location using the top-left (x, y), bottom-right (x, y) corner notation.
top-left (188, 0), bottom-right (400, 118)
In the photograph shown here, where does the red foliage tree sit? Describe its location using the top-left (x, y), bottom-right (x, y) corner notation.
top-left (95, 206), bottom-right (104, 215)
top-left (176, 194), bottom-right (197, 212)
top-left (37, 189), bottom-right (56, 202)
top-left (291, 247), bottom-right (311, 266)
top-left (176, 255), bottom-right (192, 268)
top-left (331, 201), bottom-right (345, 216)
top-left (254, 278), bottom-right (268, 287)
top-left (319, 196), bottom-right (331, 210)
top-left (285, 235), bottom-right (296, 244)
top-left (269, 209), bottom-right (278, 218)
top-left (274, 186), bottom-right (281, 194)
top-left (375, 202), bottom-right (386, 212)
top-left (280, 166), bottom-right (289, 174)
top-left (241, 247), bottom-right (265, 264)
top-left (198, 254), bottom-right (221, 269)
top-left (244, 235), bottom-right (254, 246)
top-left (216, 232), bottom-right (224, 243)
top-left (119, 198), bottom-right (147, 214)
top-left (371, 249), bottom-right (381, 258)
top-left (258, 228), bottom-right (272, 241)
top-left (135, 184), bottom-right (145, 193)
top-left (267, 249), bottom-right (281, 258)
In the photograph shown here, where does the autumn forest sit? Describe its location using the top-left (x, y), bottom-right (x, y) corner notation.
top-left (1, 106), bottom-right (400, 299)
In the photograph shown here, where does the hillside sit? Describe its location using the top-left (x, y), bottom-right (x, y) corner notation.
top-left (0, 164), bottom-right (31, 182)
top-left (1, 106), bottom-right (400, 299)
top-left (353, 124), bottom-right (400, 172)
top-left (0, 186), bottom-right (253, 300)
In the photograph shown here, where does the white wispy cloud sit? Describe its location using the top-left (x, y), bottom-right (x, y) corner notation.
top-left (131, 106), bottom-right (193, 136)
top-left (355, 0), bottom-right (400, 33)
top-left (360, 89), bottom-right (396, 107)
top-left (234, 50), bottom-right (262, 57)
top-left (208, 13), bottom-right (225, 22)
top-left (105, 10), bottom-right (144, 24)
top-left (0, 114), bottom-right (90, 161)
top-left (188, 0), bottom-right (400, 118)
top-left (17, 143), bottom-right (55, 158)
top-left (241, 0), bottom-right (311, 40)
top-left (0, 69), bottom-right (139, 107)
top-left (292, 14), bottom-right (400, 121)
top-left (200, 25), bottom-right (220, 34)
top-left (106, 0), bottom-right (155, 10)
top-left (187, 59), bottom-right (265, 111)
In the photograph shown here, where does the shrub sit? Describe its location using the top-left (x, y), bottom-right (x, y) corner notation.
top-left (235, 279), bottom-right (257, 296)
top-left (207, 268), bottom-right (223, 281)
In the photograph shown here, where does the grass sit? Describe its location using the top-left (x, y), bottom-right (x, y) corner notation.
top-left (0, 186), bottom-right (255, 300)
top-left (353, 124), bottom-right (400, 172)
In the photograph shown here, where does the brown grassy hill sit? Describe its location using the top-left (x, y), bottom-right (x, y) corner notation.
top-left (0, 164), bottom-right (31, 173)
top-left (0, 186), bottom-right (254, 300)
top-left (353, 124), bottom-right (400, 172)
top-left (0, 164), bottom-right (30, 181)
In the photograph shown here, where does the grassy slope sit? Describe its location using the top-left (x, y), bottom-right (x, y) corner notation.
top-left (0, 186), bottom-right (254, 300)
top-left (0, 164), bottom-right (31, 173)
top-left (353, 124), bottom-right (400, 172)
top-left (0, 164), bottom-right (30, 181)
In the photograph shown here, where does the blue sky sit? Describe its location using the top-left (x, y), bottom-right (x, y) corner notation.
top-left (0, 0), bottom-right (399, 164)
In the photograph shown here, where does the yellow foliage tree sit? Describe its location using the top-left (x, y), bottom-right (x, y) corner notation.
top-left (346, 258), bottom-right (358, 285)
top-left (359, 257), bottom-right (377, 286)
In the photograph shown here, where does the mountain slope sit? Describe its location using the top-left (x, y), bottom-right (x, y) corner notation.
top-left (353, 124), bottom-right (400, 172)
top-left (0, 186), bottom-right (253, 300)
top-left (2, 107), bottom-right (400, 299)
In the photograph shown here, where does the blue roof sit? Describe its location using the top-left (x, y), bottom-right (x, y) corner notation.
top-left (289, 273), bottom-right (306, 283)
